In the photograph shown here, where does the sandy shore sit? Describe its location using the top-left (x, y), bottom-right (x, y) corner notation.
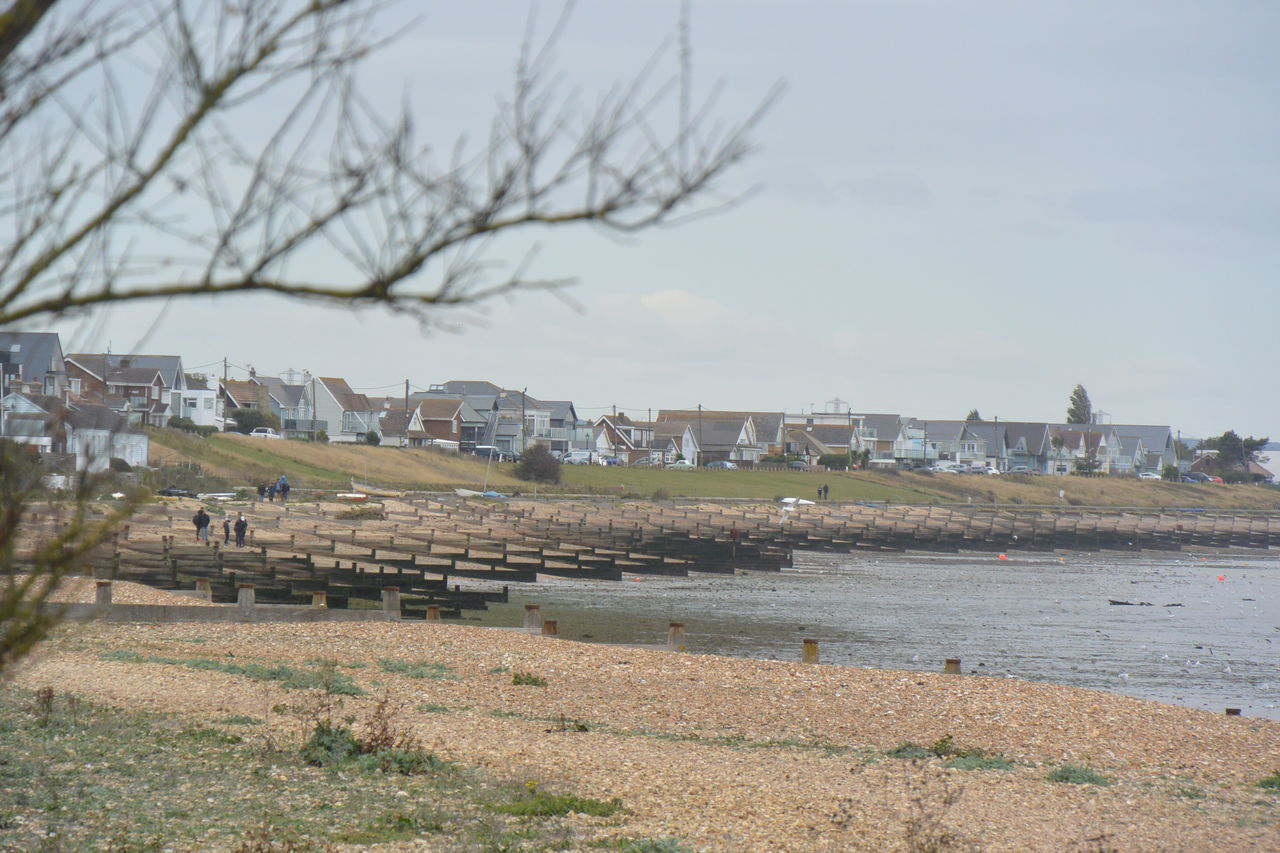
top-left (9, 583), bottom-right (1280, 852)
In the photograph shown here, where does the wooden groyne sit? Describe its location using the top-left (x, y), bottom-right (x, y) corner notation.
top-left (17, 496), bottom-right (1280, 619)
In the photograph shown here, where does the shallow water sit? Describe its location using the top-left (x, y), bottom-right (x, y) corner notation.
top-left (462, 550), bottom-right (1280, 719)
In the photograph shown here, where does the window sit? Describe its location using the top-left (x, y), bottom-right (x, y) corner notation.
top-left (69, 378), bottom-right (81, 395)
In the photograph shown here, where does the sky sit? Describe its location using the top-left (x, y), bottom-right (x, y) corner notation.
top-left (42, 1), bottom-right (1280, 439)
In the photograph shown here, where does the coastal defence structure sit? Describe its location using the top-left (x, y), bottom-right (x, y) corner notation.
top-left (18, 495), bottom-right (1280, 620)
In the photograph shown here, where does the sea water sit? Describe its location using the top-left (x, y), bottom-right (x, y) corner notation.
top-left (464, 550), bottom-right (1280, 719)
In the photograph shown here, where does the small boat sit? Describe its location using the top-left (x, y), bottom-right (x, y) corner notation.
top-left (350, 479), bottom-right (404, 498)
top-left (454, 488), bottom-right (482, 498)
top-left (335, 492), bottom-right (369, 503)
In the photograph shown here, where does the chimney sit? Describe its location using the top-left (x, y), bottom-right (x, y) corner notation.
top-left (248, 366), bottom-right (256, 380)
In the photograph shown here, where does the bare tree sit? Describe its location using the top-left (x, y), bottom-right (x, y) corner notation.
top-left (0, 0), bottom-right (777, 675)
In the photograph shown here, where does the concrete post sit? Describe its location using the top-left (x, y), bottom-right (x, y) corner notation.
top-left (802, 638), bottom-right (819, 664)
top-left (667, 622), bottom-right (686, 651)
top-left (195, 578), bottom-right (212, 601)
top-left (523, 604), bottom-right (542, 633)
top-left (541, 619), bottom-right (558, 637)
top-left (944, 658), bottom-right (962, 675)
top-left (426, 604), bottom-right (441, 622)
top-left (311, 590), bottom-right (328, 608)
top-left (95, 580), bottom-right (112, 607)
top-left (237, 584), bottom-right (256, 613)
top-left (381, 587), bottom-right (401, 620)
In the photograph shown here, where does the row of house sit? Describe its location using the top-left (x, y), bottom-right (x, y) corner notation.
top-left (0, 331), bottom-right (1196, 477)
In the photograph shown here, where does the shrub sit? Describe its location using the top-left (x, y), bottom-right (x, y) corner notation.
top-left (514, 444), bottom-right (561, 483)
top-left (818, 453), bottom-right (849, 470)
top-left (228, 408), bottom-right (280, 434)
top-left (108, 457), bottom-right (132, 472)
top-left (1258, 770), bottom-right (1280, 790)
top-left (365, 430), bottom-right (381, 446)
top-left (495, 790), bottom-right (621, 817)
top-left (1046, 764), bottom-right (1110, 786)
top-left (511, 672), bottom-right (547, 686)
top-left (945, 754), bottom-right (1013, 771)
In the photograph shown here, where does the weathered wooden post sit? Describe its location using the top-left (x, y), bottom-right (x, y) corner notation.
top-left (426, 604), bottom-right (441, 622)
top-left (541, 619), bottom-right (558, 637)
top-left (1225, 708), bottom-right (1242, 716)
top-left (802, 638), bottom-right (819, 664)
top-left (195, 578), bottom-right (213, 601)
top-left (381, 587), bottom-right (401, 620)
top-left (944, 658), bottom-right (962, 675)
top-left (95, 580), bottom-right (113, 608)
top-left (523, 604), bottom-right (542, 634)
top-left (311, 590), bottom-right (328, 608)
top-left (667, 622), bottom-right (686, 651)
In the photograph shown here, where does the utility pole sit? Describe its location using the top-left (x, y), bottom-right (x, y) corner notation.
top-left (697, 404), bottom-right (702, 467)
top-left (521, 387), bottom-right (527, 454)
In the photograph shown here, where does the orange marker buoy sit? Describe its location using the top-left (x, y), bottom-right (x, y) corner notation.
top-left (1217, 575), bottom-right (1225, 581)
top-left (998, 554), bottom-right (1008, 560)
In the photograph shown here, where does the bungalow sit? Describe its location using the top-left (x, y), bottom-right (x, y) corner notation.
top-left (313, 377), bottom-right (377, 443)
top-left (651, 421), bottom-right (698, 465)
top-left (0, 391), bottom-right (148, 471)
top-left (656, 412), bottom-right (762, 465)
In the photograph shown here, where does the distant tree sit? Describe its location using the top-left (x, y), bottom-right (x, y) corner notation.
top-left (965, 409), bottom-right (982, 422)
top-left (365, 431), bottom-right (381, 446)
top-left (1200, 431), bottom-right (1268, 470)
top-left (228, 409), bottom-right (280, 435)
top-left (1072, 454), bottom-right (1102, 476)
top-left (818, 453), bottom-right (849, 470)
top-left (1066, 385), bottom-right (1092, 424)
top-left (514, 444), bottom-right (561, 484)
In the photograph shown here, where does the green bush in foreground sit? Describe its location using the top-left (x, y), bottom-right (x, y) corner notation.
top-left (1258, 771), bottom-right (1280, 790)
top-left (512, 671), bottom-right (548, 686)
top-left (496, 790), bottom-right (622, 817)
top-left (1046, 764), bottom-right (1110, 786)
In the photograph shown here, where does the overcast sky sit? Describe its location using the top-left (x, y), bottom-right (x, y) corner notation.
top-left (49, 1), bottom-right (1279, 439)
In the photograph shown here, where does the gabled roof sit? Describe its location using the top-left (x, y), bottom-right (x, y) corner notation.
top-left (0, 332), bottom-right (64, 385)
top-left (806, 424), bottom-right (856, 446)
top-left (855, 413), bottom-right (904, 439)
top-left (378, 410), bottom-right (411, 438)
top-left (184, 373), bottom-right (211, 391)
top-left (318, 377), bottom-right (372, 413)
top-left (66, 353), bottom-right (184, 388)
top-left (543, 400), bottom-right (577, 423)
top-left (495, 389), bottom-right (549, 412)
top-left (415, 398), bottom-right (464, 421)
top-left (657, 409), bottom-right (784, 441)
top-left (220, 379), bottom-right (261, 409)
top-left (255, 375), bottom-right (305, 409)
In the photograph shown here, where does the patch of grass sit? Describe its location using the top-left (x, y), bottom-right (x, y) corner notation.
top-left (220, 714), bottom-right (263, 726)
top-left (378, 659), bottom-right (454, 680)
top-left (488, 666), bottom-right (510, 674)
top-left (102, 650), bottom-right (364, 695)
top-left (495, 790), bottom-right (622, 818)
top-left (1046, 765), bottom-right (1111, 786)
top-left (511, 671), bottom-right (548, 686)
top-left (336, 505), bottom-right (385, 520)
top-left (887, 743), bottom-right (932, 759)
top-left (1257, 771), bottom-right (1280, 790)
top-left (1174, 786), bottom-right (1206, 800)
top-left (416, 703), bottom-right (455, 713)
top-left (592, 839), bottom-right (697, 852)
top-left (945, 754), bottom-right (1014, 771)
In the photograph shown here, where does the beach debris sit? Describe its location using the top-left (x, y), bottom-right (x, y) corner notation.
top-left (1108, 599), bottom-right (1153, 606)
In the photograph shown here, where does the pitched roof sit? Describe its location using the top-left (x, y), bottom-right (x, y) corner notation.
top-left (66, 353), bottom-right (184, 387)
top-left (221, 379), bottom-right (261, 409)
top-left (319, 377), bottom-right (372, 412)
top-left (0, 332), bottom-right (64, 386)
top-left (255, 375), bottom-right (304, 408)
top-left (437, 380), bottom-right (503, 396)
top-left (415, 398), bottom-right (463, 420)
top-left (378, 410), bottom-right (411, 438)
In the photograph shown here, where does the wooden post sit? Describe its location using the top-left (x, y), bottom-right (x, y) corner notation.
top-left (523, 604), bottom-right (542, 634)
top-left (95, 580), bottom-right (112, 607)
top-left (1225, 708), bottom-right (1242, 716)
top-left (667, 622), bottom-right (686, 651)
top-left (381, 587), bottom-right (401, 620)
top-left (426, 604), bottom-right (441, 621)
top-left (195, 578), bottom-right (212, 601)
top-left (311, 590), bottom-right (328, 608)
top-left (802, 638), bottom-right (819, 664)
top-left (541, 619), bottom-right (558, 637)
top-left (944, 658), bottom-right (962, 675)
top-left (237, 583), bottom-right (256, 612)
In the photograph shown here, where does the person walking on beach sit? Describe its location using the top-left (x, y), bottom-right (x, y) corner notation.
top-left (277, 474), bottom-right (290, 503)
top-left (256, 483), bottom-right (266, 502)
top-left (822, 483), bottom-right (830, 500)
top-left (234, 515), bottom-right (248, 547)
top-left (222, 517), bottom-right (231, 544)
top-left (267, 482), bottom-right (277, 502)
top-left (193, 507), bottom-right (210, 542)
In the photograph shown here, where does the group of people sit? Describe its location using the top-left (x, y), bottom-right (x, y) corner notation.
top-left (192, 507), bottom-right (249, 547)
top-left (256, 474), bottom-right (291, 503)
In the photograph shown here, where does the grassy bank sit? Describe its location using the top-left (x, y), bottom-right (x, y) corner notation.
top-left (147, 430), bottom-right (1280, 509)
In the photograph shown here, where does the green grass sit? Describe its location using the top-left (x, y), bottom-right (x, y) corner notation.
top-left (511, 671), bottom-right (548, 686)
top-left (591, 840), bottom-right (698, 853)
top-left (494, 790), bottom-right (623, 817)
top-left (944, 754), bottom-right (1014, 771)
top-left (1046, 764), bottom-right (1111, 786)
top-left (377, 659), bottom-right (455, 680)
top-left (1258, 771), bottom-right (1280, 790)
top-left (0, 688), bottom-right (643, 852)
top-left (101, 650), bottom-right (365, 694)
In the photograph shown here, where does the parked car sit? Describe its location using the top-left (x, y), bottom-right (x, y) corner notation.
top-left (156, 486), bottom-right (198, 498)
top-left (983, 467), bottom-right (1001, 475)
top-left (632, 455), bottom-right (663, 467)
top-left (1207, 475), bottom-right (1224, 483)
top-left (1138, 471), bottom-right (1162, 480)
top-left (665, 460), bottom-right (695, 470)
top-left (473, 445), bottom-right (510, 461)
top-left (1181, 472), bottom-right (1212, 483)
top-left (249, 427), bottom-right (281, 439)
top-left (1008, 465), bottom-right (1039, 475)
top-left (706, 460), bottom-right (738, 470)
top-left (560, 450), bottom-right (595, 465)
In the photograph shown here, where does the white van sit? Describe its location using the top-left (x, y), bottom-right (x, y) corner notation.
top-left (561, 450), bottom-right (595, 465)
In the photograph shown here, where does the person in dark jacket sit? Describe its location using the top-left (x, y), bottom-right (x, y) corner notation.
top-left (233, 515), bottom-right (248, 547)
top-left (256, 483), bottom-right (266, 502)
top-left (222, 517), bottom-right (231, 544)
top-left (193, 508), bottom-right (210, 542)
